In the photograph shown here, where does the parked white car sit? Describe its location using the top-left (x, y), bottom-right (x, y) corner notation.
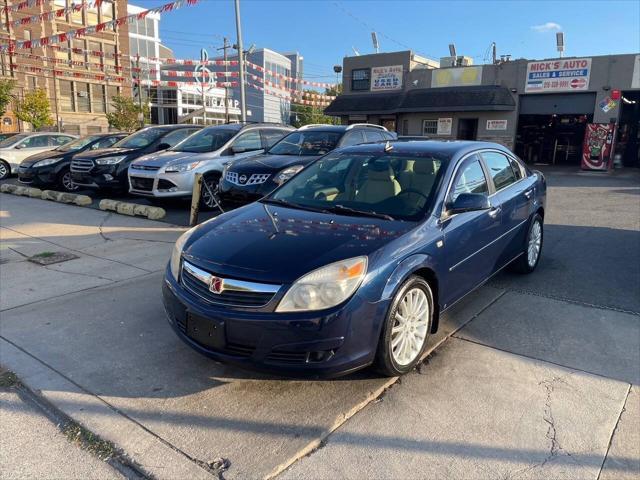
top-left (0, 132), bottom-right (77, 180)
top-left (127, 123), bottom-right (292, 208)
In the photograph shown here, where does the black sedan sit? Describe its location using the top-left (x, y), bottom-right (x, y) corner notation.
top-left (17, 133), bottom-right (126, 192)
top-left (71, 125), bottom-right (201, 192)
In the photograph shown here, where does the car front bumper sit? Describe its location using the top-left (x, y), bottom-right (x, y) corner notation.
top-left (128, 169), bottom-right (195, 198)
top-left (163, 266), bottom-right (384, 377)
top-left (17, 165), bottom-right (57, 186)
top-left (218, 178), bottom-right (277, 206)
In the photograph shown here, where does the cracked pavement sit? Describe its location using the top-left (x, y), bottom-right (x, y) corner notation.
top-left (1, 166), bottom-right (639, 479)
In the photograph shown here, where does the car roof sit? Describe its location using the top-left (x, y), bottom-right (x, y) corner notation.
top-left (337, 140), bottom-right (513, 158)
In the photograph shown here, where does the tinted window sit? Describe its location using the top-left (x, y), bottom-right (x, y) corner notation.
top-left (95, 136), bottom-right (123, 149)
top-left (340, 131), bottom-right (364, 147)
top-left (172, 127), bottom-right (236, 153)
top-left (268, 131), bottom-right (342, 156)
top-left (262, 129), bottom-right (289, 148)
top-left (56, 135), bottom-right (102, 152)
top-left (364, 130), bottom-right (384, 143)
top-left (482, 151), bottom-right (517, 191)
top-left (161, 128), bottom-right (198, 148)
top-left (451, 156), bottom-right (489, 202)
top-left (50, 135), bottom-right (74, 146)
top-left (0, 133), bottom-right (28, 148)
top-left (114, 128), bottom-right (167, 149)
top-left (232, 131), bottom-right (262, 151)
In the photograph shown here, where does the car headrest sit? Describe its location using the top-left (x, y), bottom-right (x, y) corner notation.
top-left (413, 161), bottom-right (434, 175)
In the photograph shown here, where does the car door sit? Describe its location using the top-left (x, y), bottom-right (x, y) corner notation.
top-left (440, 153), bottom-right (502, 306)
top-left (261, 128), bottom-right (290, 150)
top-left (13, 135), bottom-right (52, 164)
top-left (228, 130), bottom-right (264, 160)
top-left (480, 150), bottom-right (533, 265)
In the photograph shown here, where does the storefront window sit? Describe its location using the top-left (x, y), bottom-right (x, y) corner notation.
top-left (423, 120), bottom-right (438, 135)
top-left (351, 69), bottom-right (370, 91)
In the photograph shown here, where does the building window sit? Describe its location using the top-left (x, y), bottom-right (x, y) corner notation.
top-left (59, 80), bottom-right (75, 112)
top-left (92, 84), bottom-right (105, 113)
top-left (104, 43), bottom-right (116, 67)
top-left (100, 1), bottom-right (114, 28)
top-left (423, 119), bottom-right (438, 135)
top-left (71, 0), bottom-right (83, 24)
top-left (76, 82), bottom-right (90, 112)
top-left (72, 39), bottom-right (86, 68)
top-left (86, 4), bottom-right (98, 25)
top-left (26, 76), bottom-right (37, 90)
top-left (145, 18), bottom-right (155, 38)
top-left (107, 86), bottom-right (119, 109)
top-left (88, 41), bottom-right (102, 68)
top-left (351, 69), bottom-right (370, 91)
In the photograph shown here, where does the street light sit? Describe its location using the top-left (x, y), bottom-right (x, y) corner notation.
top-left (234, 0), bottom-right (247, 122)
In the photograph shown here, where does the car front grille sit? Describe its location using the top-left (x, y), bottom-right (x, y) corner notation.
top-left (158, 179), bottom-right (177, 190)
top-left (265, 349), bottom-right (310, 364)
top-left (130, 164), bottom-right (160, 171)
top-left (180, 261), bottom-right (279, 308)
top-left (70, 158), bottom-right (94, 172)
top-left (130, 176), bottom-right (154, 191)
top-left (225, 171), bottom-right (271, 186)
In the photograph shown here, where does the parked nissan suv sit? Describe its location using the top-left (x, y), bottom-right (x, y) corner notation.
top-left (218, 124), bottom-right (396, 207)
top-left (70, 125), bottom-right (201, 191)
top-left (128, 123), bottom-right (293, 208)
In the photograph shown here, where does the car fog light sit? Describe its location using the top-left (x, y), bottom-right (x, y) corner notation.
top-left (104, 174), bottom-right (113, 181)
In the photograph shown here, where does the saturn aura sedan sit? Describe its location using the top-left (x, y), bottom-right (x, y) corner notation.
top-left (163, 140), bottom-right (546, 377)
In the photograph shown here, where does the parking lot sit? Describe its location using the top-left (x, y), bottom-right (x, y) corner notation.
top-left (1, 166), bottom-right (639, 479)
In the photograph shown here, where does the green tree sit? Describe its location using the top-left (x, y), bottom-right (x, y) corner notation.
top-left (291, 89), bottom-right (339, 128)
top-left (106, 95), bottom-right (149, 131)
top-left (15, 88), bottom-right (54, 131)
top-left (0, 78), bottom-right (17, 117)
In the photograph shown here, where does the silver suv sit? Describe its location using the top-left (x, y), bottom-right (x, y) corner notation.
top-left (127, 123), bottom-right (293, 207)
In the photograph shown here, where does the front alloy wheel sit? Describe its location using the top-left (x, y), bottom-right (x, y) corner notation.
top-left (59, 169), bottom-right (79, 192)
top-left (376, 276), bottom-right (433, 376)
top-left (0, 160), bottom-right (10, 180)
top-left (200, 175), bottom-right (222, 211)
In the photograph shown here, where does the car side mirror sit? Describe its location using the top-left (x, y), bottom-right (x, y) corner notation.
top-left (446, 193), bottom-right (491, 215)
top-left (157, 143), bottom-right (171, 151)
top-left (15, 143), bottom-right (25, 149)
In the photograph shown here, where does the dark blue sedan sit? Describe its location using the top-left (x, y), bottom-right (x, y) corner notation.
top-left (163, 141), bottom-right (546, 377)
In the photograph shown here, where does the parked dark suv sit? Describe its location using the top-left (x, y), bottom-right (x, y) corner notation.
top-left (218, 124), bottom-right (396, 207)
top-left (70, 125), bottom-right (201, 191)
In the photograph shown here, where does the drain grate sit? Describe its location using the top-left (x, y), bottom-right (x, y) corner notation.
top-left (28, 251), bottom-right (79, 265)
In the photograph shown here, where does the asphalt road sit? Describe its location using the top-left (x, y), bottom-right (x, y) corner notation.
top-left (0, 166), bottom-right (638, 479)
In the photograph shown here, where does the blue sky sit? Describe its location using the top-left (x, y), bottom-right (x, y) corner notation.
top-left (135, 0), bottom-right (640, 81)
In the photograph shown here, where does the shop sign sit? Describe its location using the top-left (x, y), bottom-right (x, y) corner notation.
top-left (598, 96), bottom-right (617, 113)
top-left (525, 58), bottom-right (591, 93)
top-left (437, 118), bottom-right (452, 135)
top-left (371, 65), bottom-right (403, 91)
top-left (632, 55), bottom-right (640, 89)
top-left (486, 119), bottom-right (508, 130)
top-left (431, 66), bottom-right (482, 88)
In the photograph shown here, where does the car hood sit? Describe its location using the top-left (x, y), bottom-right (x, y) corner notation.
top-left (132, 150), bottom-right (207, 168)
top-left (20, 150), bottom-right (68, 166)
top-left (183, 202), bottom-right (413, 284)
top-left (228, 153), bottom-right (321, 173)
top-left (73, 147), bottom-right (136, 160)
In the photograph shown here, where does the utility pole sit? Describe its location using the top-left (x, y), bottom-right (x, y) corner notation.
top-left (217, 37), bottom-right (230, 123)
top-left (3, 0), bottom-right (14, 78)
top-left (200, 48), bottom-right (207, 126)
top-left (492, 42), bottom-right (497, 65)
top-left (136, 54), bottom-right (144, 127)
top-left (234, 0), bottom-right (246, 122)
top-left (52, 68), bottom-right (60, 132)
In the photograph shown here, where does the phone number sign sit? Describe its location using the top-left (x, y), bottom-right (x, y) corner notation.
top-left (525, 58), bottom-right (591, 93)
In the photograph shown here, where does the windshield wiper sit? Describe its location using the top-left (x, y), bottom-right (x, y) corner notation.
top-left (326, 204), bottom-right (395, 221)
top-left (261, 198), bottom-right (329, 214)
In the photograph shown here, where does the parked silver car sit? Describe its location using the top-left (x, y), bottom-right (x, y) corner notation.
top-left (0, 132), bottom-right (78, 180)
top-left (127, 123), bottom-right (293, 208)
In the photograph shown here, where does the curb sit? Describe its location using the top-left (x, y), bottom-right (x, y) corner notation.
top-left (0, 184), bottom-right (166, 220)
top-left (99, 199), bottom-right (166, 220)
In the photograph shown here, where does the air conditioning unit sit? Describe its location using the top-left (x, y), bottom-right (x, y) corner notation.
top-left (438, 56), bottom-right (474, 68)
top-left (77, 91), bottom-right (89, 98)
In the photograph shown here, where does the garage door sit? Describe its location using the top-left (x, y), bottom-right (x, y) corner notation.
top-left (519, 93), bottom-right (596, 115)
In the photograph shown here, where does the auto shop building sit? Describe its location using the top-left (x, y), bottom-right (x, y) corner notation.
top-left (325, 51), bottom-right (640, 167)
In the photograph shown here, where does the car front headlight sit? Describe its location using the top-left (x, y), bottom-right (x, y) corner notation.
top-left (164, 161), bottom-right (201, 173)
top-left (32, 158), bottom-right (60, 168)
top-left (170, 226), bottom-right (198, 280)
top-left (276, 256), bottom-right (368, 312)
top-left (95, 155), bottom-right (127, 165)
top-left (274, 165), bottom-right (304, 185)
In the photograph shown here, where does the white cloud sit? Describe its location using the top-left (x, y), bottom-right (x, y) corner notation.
top-left (531, 22), bottom-right (562, 33)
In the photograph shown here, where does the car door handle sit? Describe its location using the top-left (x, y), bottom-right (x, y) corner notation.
top-left (488, 206), bottom-right (501, 218)
top-left (524, 189), bottom-right (533, 199)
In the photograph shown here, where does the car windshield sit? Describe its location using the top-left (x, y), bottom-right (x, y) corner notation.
top-left (0, 133), bottom-right (28, 148)
top-left (114, 128), bottom-right (167, 149)
top-left (171, 127), bottom-right (236, 153)
top-left (268, 131), bottom-right (342, 156)
top-left (55, 135), bottom-right (101, 152)
top-left (268, 152), bottom-right (446, 221)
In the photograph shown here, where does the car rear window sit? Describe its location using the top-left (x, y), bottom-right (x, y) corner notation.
top-left (268, 131), bottom-right (342, 156)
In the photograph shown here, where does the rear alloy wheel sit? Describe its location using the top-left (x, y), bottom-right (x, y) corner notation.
top-left (0, 160), bottom-right (10, 180)
top-left (59, 169), bottom-right (79, 192)
top-left (200, 175), bottom-right (222, 211)
top-left (509, 213), bottom-right (544, 274)
top-left (376, 276), bottom-right (433, 376)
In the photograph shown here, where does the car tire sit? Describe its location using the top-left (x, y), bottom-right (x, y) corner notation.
top-left (0, 160), bottom-right (10, 180)
top-left (200, 173), bottom-right (222, 211)
top-left (375, 275), bottom-right (433, 376)
top-left (58, 168), bottom-right (79, 192)
top-left (509, 213), bottom-right (544, 274)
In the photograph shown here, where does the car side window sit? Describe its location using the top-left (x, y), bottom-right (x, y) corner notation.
top-left (364, 130), bottom-right (384, 143)
top-left (51, 135), bottom-right (73, 146)
top-left (20, 136), bottom-right (49, 148)
top-left (94, 136), bottom-right (120, 149)
top-left (161, 129), bottom-right (197, 148)
top-left (340, 131), bottom-right (365, 147)
top-left (508, 156), bottom-right (524, 180)
top-left (262, 129), bottom-right (288, 149)
top-left (481, 151), bottom-right (518, 191)
top-left (233, 131), bottom-right (262, 151)
top-left (450, 155), bottom-right (489, 202)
